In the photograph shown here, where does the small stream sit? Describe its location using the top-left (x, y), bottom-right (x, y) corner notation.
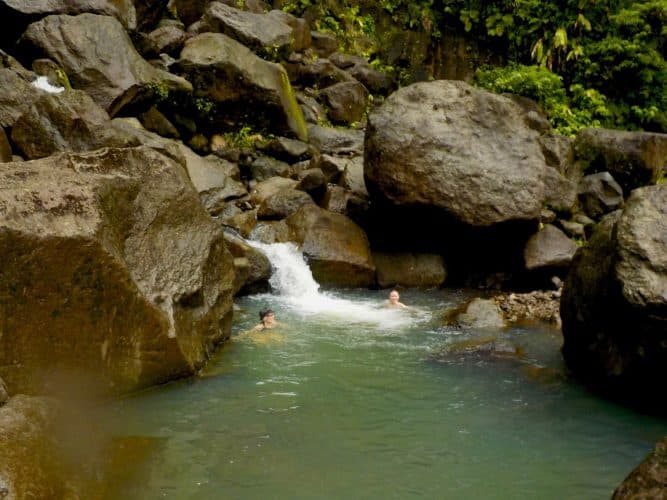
top-left (101, 243), bottom-right (666, 499)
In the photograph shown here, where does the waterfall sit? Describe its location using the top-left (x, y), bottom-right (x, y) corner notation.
top-left (248, 241), bottom-right (320, 299)
top-left (247, 240), bottom-right (422, 328)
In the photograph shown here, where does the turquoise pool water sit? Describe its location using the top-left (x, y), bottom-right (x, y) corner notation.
top-left (102, 287), bottom-right (666, 499)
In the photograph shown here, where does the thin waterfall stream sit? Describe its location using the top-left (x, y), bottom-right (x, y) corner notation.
top-left (101, 243), bottom-right (667, 499)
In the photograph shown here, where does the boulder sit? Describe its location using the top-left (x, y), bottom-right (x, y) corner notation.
top-left (453, 298), bottom-right (506, 330)
top-left (0, 66), bottom-right (41, 129)
top-left (321, 184), bottom-right (350, 214)
top-left (543, 166), bottom-right (577, 215)
top-left (203, 2), bottom-right (293, 55)
top-left (248, 219), bottom-right (289, 244)
top-left (133, 0), bottom-right (168, 31)
top-left (266, 10), bottom-right (311, 51)
top-left (338, 155), bottom-right (367, 197)
top-left (11, 89), bottom-right (111, 159)
top-left (257, 188), bottom-right (315, 220)
top-left (223, 231), bottom-right (271, 295)
top-left (249, 176), bottom-right (297, 205)
top-left (257, 136), bottom-right (311, 162)
top-left (295, 168), bottom-right (326, 198)
top-left (558, 220), bottom-right (585, 239)
top-left (320, 80), bottom-right (369, 125)
top-left (286, 58), bottom-right (352, 89)
top-left (0, 396), bottom-right (77, 499)
top-left (218, 205), bottom-right (257, 237)
top-left (523, 224), bottom-right (577, 271)
top-left (578, 171), bottom-right (624, 220)
top-left (613, 437), bottom-right (667, 499)
top-left (144, 25), bottom-right (187, 57)
top-left (307, 124), bottom-right (364, 155)
top-left (0, 377), bottom-right (7, 405)
top-left (139, 106), bottom-right (180, 138)
top-left (0, 0), bottom-right (129, 49)
top-left (176, 32), bottom-right (307, 140)
top-left (374, 252), bottom-right (446, 288)
top-left (574, 128), bottom-right (667, 193)
top-left (284, 205), bottom-right (375, 287)
top-left (179, 144), bottom-right (247, 215)
top-left (169, 0), bottom-right (208, 26)
top-left (0, 127), bottom-right (11, 162)
top-left (365, 81), bottom-right (548, 227)
top-left (249, 156), bottom-right (291, 181)
top-left (21, 14), bottom-right (191, 116)
top-left (310, 31), bottom-right (338, 57)
top-left (0, 147), bottom-right (235, 395)
top-left (561, 185), bottom-right (667, 402)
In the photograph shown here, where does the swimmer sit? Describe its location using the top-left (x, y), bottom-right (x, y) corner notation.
top-left (251, 309), bottom-right (280, 331)
top-left (387, 289), bottom-right (407, 309)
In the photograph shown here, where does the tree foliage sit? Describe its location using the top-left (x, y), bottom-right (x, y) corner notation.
top-left (284, 0), bottom-right (666, 133)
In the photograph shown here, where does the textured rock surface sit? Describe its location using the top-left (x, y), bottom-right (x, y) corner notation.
top-left (524, 224), bottom-right (577, 271)
top-left (223, 231), bottom-right (271, 295)
top-left (0, 377), bottom-right (7, 405)
top-left (257, 188), bottom-right (315, 220)
top-left (613, 437), bottom-right (667, 499)
top-left (0, 147), bottom-right (235, 395)
top-left (320, 80), bottom-right (369, 125)
top-left (365, 81), bottom-right (547, 227)
top-left (561, 185), bottom-right (667, 402)
top-left (0, 127), bottom-right (11, 162)
top-left (574, 128), bottom-right (667, 193)
top-left (0, 396), bottom-right (76, 499)
top-left (11, 89), bottom-right (111, 159)
top-left (578, 171), bottom-right (624, 220)
top-left (285, 205), bottom-right (375, 287)
top-left (176, 32), bottom-right (306, 140)
top-left (307, 124), bottom-right (363, 155)
top-left (0, 65), bottom-right (41, 128)
top-left (21, 14), bottom-right (191, 116)
top-left (454, 298), bottom-right (506, 330)
top-left (203, 2), bottom-right (293, 54)
top-left (374, 252), bottom-right (446, 288)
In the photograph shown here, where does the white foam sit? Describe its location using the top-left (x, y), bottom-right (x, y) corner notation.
top-left (31, 76), bottom-right (65, 94)
top-left (248, 241), bottom-right (429, 330)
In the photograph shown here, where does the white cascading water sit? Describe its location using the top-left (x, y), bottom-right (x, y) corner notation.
top-left (248, 241), bottom-right (421, 328)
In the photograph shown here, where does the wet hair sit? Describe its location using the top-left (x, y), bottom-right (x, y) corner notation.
top-left (390, 289), bottom-right (400, 295)
top-left (259, 309), bottom-right (274, 321)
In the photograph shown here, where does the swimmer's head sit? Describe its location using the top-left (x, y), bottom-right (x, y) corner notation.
top-left (259, 309), bottom-right (275, 323)
top-left (389, 289), bottom-right (400, 304)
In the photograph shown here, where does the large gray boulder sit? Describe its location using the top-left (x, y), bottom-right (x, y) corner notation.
top-left (365, 80), bottom-right (548, 227)
top-left (0, 147), bottom-right (235, 396)
top-left (203, 2), bottom-right (293, 55)
top-left (176, 32), bottom-right (307, 140)
top-left (574, 128), bottom-right (667, 193)
top-left (454, 298), bottom-right (506, 330)
top-left (285, 205), bottom-right (375, 287)
top-left (523, 224), bottom-right (577, 271)
top-left (21, 14), bottom-right (191, 116)
top-left (561, 185), bottom-right (667, 402)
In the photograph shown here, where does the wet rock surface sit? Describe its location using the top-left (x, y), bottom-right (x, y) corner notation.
top-left (494, 290), bottom-right (562, 326)
top-left (373, 252), bottom-right (446, 288)
top-left (561, 185), bottom-right (667, 403)
top-left (613, 437), bottom-right (667, 499)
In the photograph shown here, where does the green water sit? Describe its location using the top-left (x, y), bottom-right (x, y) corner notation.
top-left (105, 289), bottom-right (666, 499)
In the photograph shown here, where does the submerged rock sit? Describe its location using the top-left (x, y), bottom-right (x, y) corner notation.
top-left (451, 298), bottom-right (506, 330)
top-left (613, 437), bottom-right (667, 499)
top-left (561, 185), bottom-right (667, 403)
top-left (0, 147), bottom-right (235, 395)
top-left (285, 205), bottom-right (375, 287)
top-left (21, 14), bottom-right (191, 116)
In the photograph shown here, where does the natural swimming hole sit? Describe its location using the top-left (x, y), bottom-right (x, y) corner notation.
top-left (100, 245), bottom-right (666, 499)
